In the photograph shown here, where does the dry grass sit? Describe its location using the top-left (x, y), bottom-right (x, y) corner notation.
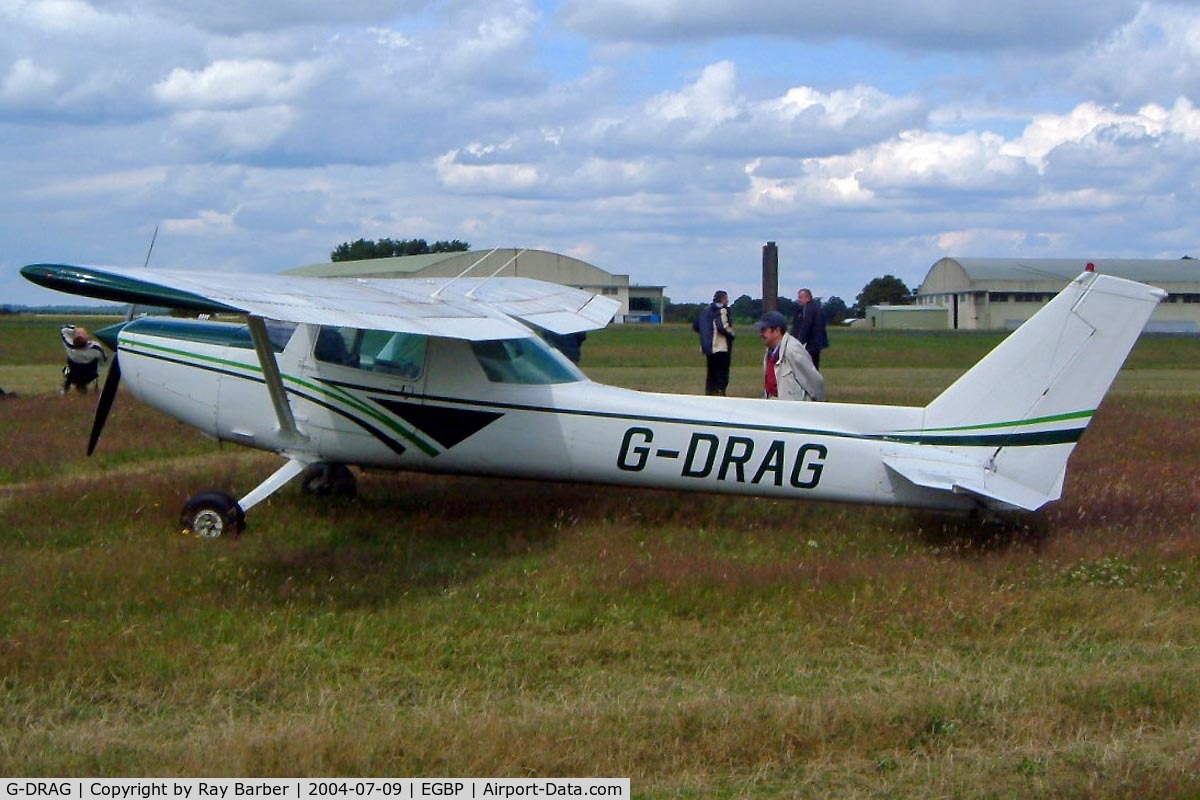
top-left (2, 319), bottom-right (1200, 797)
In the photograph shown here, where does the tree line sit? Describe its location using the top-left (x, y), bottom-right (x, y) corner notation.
top-left (666, 274), bottom-right (914, 325)
top-left (331, 238), bottom-right (470, 261)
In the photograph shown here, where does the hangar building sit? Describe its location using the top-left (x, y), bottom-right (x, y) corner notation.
top-left (286, 248), bottom-right (665, 324)
top-left (915, 257), bottom-right (1200, 332)
top-left (863, 304), bottom-right (948, 330)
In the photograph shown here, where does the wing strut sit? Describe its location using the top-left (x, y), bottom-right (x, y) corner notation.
top-left (430, 248), bottom-right (498, 298)
top-left (246, 315), bottom-right (301, 441)
top-left (466, 249), bottom-right (527, 298)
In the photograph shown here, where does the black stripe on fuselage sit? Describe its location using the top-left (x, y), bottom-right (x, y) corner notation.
top-left (120, 346), bottom-right (408, 456)
top-left (410, 392), bottom-right (1085, 448)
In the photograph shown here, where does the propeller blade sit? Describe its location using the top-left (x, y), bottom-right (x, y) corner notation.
top-left (87, 352), bottom-right (121, 456)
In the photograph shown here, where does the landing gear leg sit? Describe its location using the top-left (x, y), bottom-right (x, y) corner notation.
top-left (178, 458), bottom-right (350, 538)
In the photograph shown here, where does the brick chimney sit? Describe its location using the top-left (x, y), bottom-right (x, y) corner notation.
top-left (762, 241), bottom-right (779, 313)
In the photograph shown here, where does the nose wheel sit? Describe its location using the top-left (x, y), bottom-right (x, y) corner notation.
top-left (180, 490), bottom-right (245, 538)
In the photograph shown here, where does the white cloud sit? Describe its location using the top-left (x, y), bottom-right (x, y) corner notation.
top-left (161, 208), bottom-right (239, 236)
top-left (862, 129), bottom-right (1029, 190)
top-left (28, 166), bottom-right (169, 198)
top-left (153, 58), bottom-right (324, 110)
top-left (1067, 3), bottom-right (1200, 104)
top-left (10, 0), bottom-right (113, 33)
top-left (1004, 98), bottom-right (1200, 173)
top-left (934, 228), bottom-right (1055, 254)
top-left (434, 149), bottom-right (543, 192)
top-left (646, 61), bottom-right (741, 125)
top-left (584, 64), bottom-right (925, 159)
top-left (166, 106), bottom-right (299, 153)
top-left (1, 57), bottom-right (59, 99)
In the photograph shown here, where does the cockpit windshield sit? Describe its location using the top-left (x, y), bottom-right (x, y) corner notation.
top-left (470, 336), bottom-right (585, 384)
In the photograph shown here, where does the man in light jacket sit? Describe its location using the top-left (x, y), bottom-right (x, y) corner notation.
top-left (755, 311), bottom-right (824, 401)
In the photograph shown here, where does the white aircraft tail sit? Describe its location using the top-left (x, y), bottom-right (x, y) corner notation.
top-left (883, 271), bottom-right (1165, 511)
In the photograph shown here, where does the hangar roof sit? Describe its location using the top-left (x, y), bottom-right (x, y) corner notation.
top-left (920, 257), bottom-right (1200, 294)
top-left (285, 248), bottom-right (624, 287)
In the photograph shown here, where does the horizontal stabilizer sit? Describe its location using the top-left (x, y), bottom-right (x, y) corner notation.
top-left (883, 451), bottom-right (1056, 511)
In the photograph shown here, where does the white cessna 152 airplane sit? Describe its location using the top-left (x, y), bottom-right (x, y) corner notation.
top-left (22, 259), bottom-right (1164, 538)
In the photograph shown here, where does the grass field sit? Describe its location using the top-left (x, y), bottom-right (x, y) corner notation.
top-left (2, 317), bottom-right (1200, 796)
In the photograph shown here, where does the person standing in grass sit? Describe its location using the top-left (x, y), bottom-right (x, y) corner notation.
top-left (756, 310), bottom-right (824, 401)
top-left (694, 290), bottom-right (735, 396)
top-left (791, 288), bottom-right (829, 371)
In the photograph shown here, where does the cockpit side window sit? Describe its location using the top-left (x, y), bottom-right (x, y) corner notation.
top-left (265, 320), bottom-right (299, 352)
top-left (314, 325), bottom-right (427, 380)
top-left (469, 336), bottom-right (584, 384)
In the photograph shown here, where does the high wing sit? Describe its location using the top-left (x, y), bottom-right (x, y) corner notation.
top-left (21, 263), bottom-right (621, 339)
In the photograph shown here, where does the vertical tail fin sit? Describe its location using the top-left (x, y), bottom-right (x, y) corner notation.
top-left (893, 272), bottom-right (1164, 510)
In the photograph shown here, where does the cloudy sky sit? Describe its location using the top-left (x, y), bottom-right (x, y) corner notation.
top-left (2, 0), bottom-right (1198, 308)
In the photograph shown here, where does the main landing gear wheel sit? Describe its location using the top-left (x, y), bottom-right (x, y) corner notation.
top-left (180, 490), bottom-right (246, 538)
top-left (299, 463), bottom-right (357, 498)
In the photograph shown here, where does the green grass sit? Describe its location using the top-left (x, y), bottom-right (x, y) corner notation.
top-left (2, 317), bottom-right (1200, 796)
top-left (0, 315), bottom-right (124, 365)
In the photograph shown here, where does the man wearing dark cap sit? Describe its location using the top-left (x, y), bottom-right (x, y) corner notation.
top-left (756, 310), bottom-right (824, 401)
top-left (695, 290), bottom-right (735, 395)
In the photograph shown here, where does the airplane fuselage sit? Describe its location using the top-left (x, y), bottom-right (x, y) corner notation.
top-left (114, 316), bottom-right (978, 512)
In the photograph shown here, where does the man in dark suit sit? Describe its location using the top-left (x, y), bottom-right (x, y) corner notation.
top-left (790, 288), bottom-right (829, 370)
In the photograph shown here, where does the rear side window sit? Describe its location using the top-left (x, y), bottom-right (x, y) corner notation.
top-left (469, 337), bottom-right (584, 384)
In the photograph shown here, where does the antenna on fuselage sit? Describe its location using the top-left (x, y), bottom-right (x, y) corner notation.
top-left (430, 248), bottom-right (498, 299)
top-left (126, 223), bottom-right (160, 321)
top-left (143, 224), bottom-right (159, 268)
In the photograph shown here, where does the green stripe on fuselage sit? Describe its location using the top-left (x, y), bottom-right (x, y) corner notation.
top-left (120, 337), bottom-right (440, 457)
top-left (896, 409), bottom-right (1095, 435)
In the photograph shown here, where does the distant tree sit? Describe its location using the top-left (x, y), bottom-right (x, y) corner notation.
top-left (331, 237), bottom-right (470, 261)
top-left (664, 299), bottom-right (706, 325)
top-left (729, 294), bottom-right (762, 324)
top-left (853, 275), bottom-right (912, 316)
top-left (775, 296), bottom-right (798, 321)
top-left (823, 295), bottom-right (848, 324)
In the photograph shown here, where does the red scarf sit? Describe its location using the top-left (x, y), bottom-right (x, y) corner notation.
top-left (765, 346), bottom-right (779, 397)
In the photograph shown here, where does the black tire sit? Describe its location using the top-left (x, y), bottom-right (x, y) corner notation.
top-left (299, 463), bottom-right (357, 498)
top-left (180, 490), bottom-right (245, 538)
